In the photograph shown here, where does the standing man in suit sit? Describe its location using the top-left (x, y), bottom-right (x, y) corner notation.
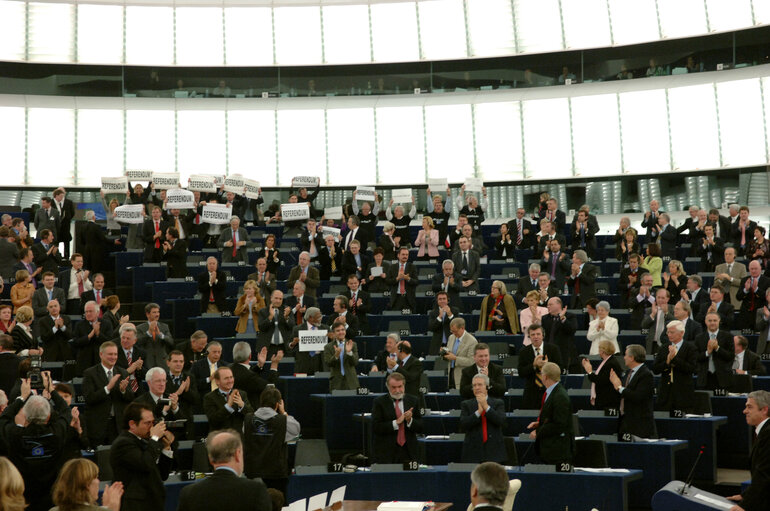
top-left (32, 229), bottom-right (62, 275)
top-left (58, 253), bottom-right (93, 315)
top-left (284, 281), bottom-right (316, 327)
top-left (165, 208), bottom-right (191, 242)
top-left (82, 341), bottom-right (135, 447)
top-left (732, 205), bottom-right (758, 256)
top-left (527, 361), bottom-right (575, 464)
top-left (671, 300), bottom-right (703, 342)
top-left (34, 197), bottom-right (61, 240)
top-left (38, 299), bottom-right (72, 362)
top-left (161, 227), bottom-right (187, 279)
top-left (431, 260), bottom-right (463, 311)
top-left (734, 335), bottom-right (767, 376)
top-left (165, 350), bottom-right (200, 437)
top-left (387, 247), bottom-right (418, 312)
top-left (141, 206), bottom-right (169, 263)
top-left (571, 209), bottom-right (598, 259)
top-left (81, 210), bottom-right (119, 275)
top-left (508, 207), bottom-right (533, 250)
top-left (80, 273), bottom-right (112, 312)
top-left (323, 322), bottom-right (359, 391)
top-left (257, 290), bottom-right (292, 357)
top-left (31, 272), bottom-right (66, 318)
top-left (115, 324), bottom-right (147, 396)
top-left (442, 317), bottom-right (477, 389)
top-left (341, 240), bottom-right (369, 282)
top-left (290, 307), bottom-right (328, 375)
top-left (541, 238), bottom-right (571, 290)
top-left (0, 227), bottom-right (20, 281)
top-left (342, 215), bottom-right (365, 252)
top-left (695, 312), bottom-right (735, 390)
top-left (52, 188), bottom-right (75, 257)
top-left (132, 367), bottom-right (191, 433)
top-left (203, 366), bottom-right (254, 432)
top-left (707, 208), bottom-right (732, 241)
top-left (136, 303), bottom-right (174, 370)
top-left (371, 372), bottom-right (423, 464)
top-left (342, 274), bottom-right (371, 335)
top-left (518, 325), bottom-right (562, 409)
top-left (469, 462), bottom-right (510, 511)
top-left (218, 216), bottom-right (250, 264)
top-left (287, 252), bottom-right (320, 299)
top-left (657, 213), bottom-right (678, 260)
top-left (452, 236), bottom-right (481, 293)
top-left (641, 287), bottom-right (675, 354)
top-left (248, 258), bottom-right (276, 301)
top-left (541, 198), bottom-right (567, 234)
top-left (394, 340), bottom-right (423, 398)
top-left (73, 301), bottom-right (114, 376)
top-left (715, 247), bottom-right (748, 306)
top-left (641, 199), bottom-right (663, 245)
top-left (726, 390), bottom-right (770, 511)
top-left (300, 218), bottom-right (324, 260)
top-left (567, 250), bottom-right (598, 308)
top-left (460, 373), bottom-right (506, 463)
top-left (515, 264), bottom-right (543, 306)
top-left (428, 291), bottom-right (459, 355)
top-left (610, 344), bottom-right (657, 438)
top-left (541, 297), bottom-right (579, 374)
top-left (110, 402), bottom-right (173, 511)
top-left (736, 261), bottom-right (770, 332)
top-left (190, 341), bottom-right (223, 398)
top-left (325, 295), bottom-right (360, 340)
top-left (696, 285), bottom-right (735, 330)
top-left (618, 255), bottom-right (649, 308)
top-left (460, 343), bottom-right (506, 399)
top-left (683, 275), bottom-right (711, 320)
top-left (653, 320), bottom-right (698, 412)
top-left (197, 256), bottom-right (227, 313)
top-left (230, 342), bottom-right (280, 409)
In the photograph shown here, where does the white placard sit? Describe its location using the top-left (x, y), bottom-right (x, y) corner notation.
top-left (244, 179), bottom-right (261, 200)
top-left (427, 178), bottom-right (448, 189)
top-left (288, 499), bottom-right (306, 511)
top-left (299, 329), bottom-right (328, 352)
top-left (165, 189), bottom-right (195, 210)
top-left (126, 169), bottom-right (153, 181)
top-left (224, 175), bottom-right (245, 194)
top-left (355, 186), bottom-right (376, 202)
top-left (281, 203), bottom-right (310, 222)
top-left (307, 493), bottom-right (328, 511)
top-left (188, 175), bottom-right (217, 193)
top-left (113, 204), bottom-right (145, 224)
top-left (391, 188), bottom-right (413, 203)
top-left (321, 226), bottom-right (341, 241)
top-left (329, 486), bottom-right (346, 506)
top-left (291, 176), bottom-right (320, 188)
top-left (101, 176), bottom-right (128, 194)
top-left (201, 203), bottom-right (232, 225)
top-left (324, 206), bottom-right (343, 219)
top-left (464, 177), bottom-right (483, 193)
top-left (152, 172), bottom-right (180, 189)
top-left (370, 266), bottom-right (383, 277)
top-left (213, 175), bottom-right (226, 186)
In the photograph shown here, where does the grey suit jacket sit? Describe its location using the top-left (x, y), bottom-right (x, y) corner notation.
top-left (218, 227), bottom-right (250, 262)
top-left (714, 261), bottom-right (748, 306)
top-left (31, 286), bottom-right (67, 318)
top-left (446, 331), bottom-right (478, 387)
top-left (136, 321), bottom-right (175, 369)
top-left (34, 207), bottom-right (60, 234)
top-left (640, 305), bottom-right (674, 351)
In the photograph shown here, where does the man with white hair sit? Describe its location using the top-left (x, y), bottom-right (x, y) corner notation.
top-left (287, 251), bottom-right (320, 298)
top-left (469, 462), bottom-right (510, 511)
top-left (727, 390), bottom-right (770, 511)
top-left (567, 249), bottom-right (598, 308)
top-left (81, 209), bottom-right (119, 275)
top-left (230, 341), bottom-right (281, 408)
top-left (431, 259), bottom-right (463, 311)
top-left (641, 199), bottom-right (663, 244)
top-left (133, 366), bottom-right (189, 431)
top-left (657, 213), bottom-right (678, 260)
top-left (197, 256), bottom-right (227, 313)
top-left (736, 260), bottom-right (770, 332)
top-left (218, 216), bottom-right (250, 263)
top-left (652, 320), bottom-right (698, 412)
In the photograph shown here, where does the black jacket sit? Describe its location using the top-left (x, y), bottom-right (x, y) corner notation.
top-left (585, 355), bottom-right (622, 410)
top-left (178, 468), bottom-right (271, 511)
top-left (110, 431), bottom-right (172, 511)
top-left (371, 393), bottom-right (423, 464)
top-left (459, 396), bottom-right (506, 464)
top-left (518, 343), bottom-right (562, 410)
top-left (618, 364), bottom-right (657, 439)
top-left (427, 305), bottom-right (460, 355)
top-left (653, 341), bottom-right (698, 412)
top-left (459, 363), bottom-right (506, 400)
top-left (197, 270), bottom-right (227, 313)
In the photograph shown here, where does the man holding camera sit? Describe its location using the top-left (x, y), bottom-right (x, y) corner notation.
top-left (133, 366), bottom-right (191, 441)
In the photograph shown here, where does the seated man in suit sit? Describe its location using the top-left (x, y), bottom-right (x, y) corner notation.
top-left (323, 322), bottom-right (359, 391)
top-left (618, 255), bottom-right (649, 309)
top-left (527, 361), bottom-right (575, 465)
top-left (442, 317), bottom-right (478, 389)
top-left (610, 344), bottom-right (657, 438)
top-left (197, 257), bottom-right (227, 313)
top-left (247, 258), bottom-right (276, 301)
top-left (734, 335), bottom-right (767, 376)
top-left (469, 462), bottom-right (510, 511)
top-left (161, 227), bottom-right (188, 279)
top-left (518, 324), bottom-right (561, 410)
top-left (190, 341), bottom-right (223, 398)
top-left (287, 252), bottom-right (320, 299)
top-left (325, 295), bottom-right (360, 340)
top-left (460, 373), bottom-right (506, 463)
top-left (230, 342), bottom-right (280, 409)
top-left (653, 320), bottom-right (698, 412)
top-left (284, 281), bottom-right (316, 327)
top-left (342, 274), bottom-right (371, 335)
top-left (258, 290), bottom-right (293, 357)
top-left (567, 249), bottom-right (598, 308)
top-left (460, 343), bottom-right (506, 399)
top-left (696, 285), bottom-right (735, 330)
top-left (217, 216), bottom-right (250, 264)
top-left (726, 390), bottom-right (770, 511)
top-left (695, 312), bottom-right (735, 390)
top-left (451, 236), bottom-right (481, 293)
top-left (428, 291), bottom-right (459, 355)
top-left (431, 260), bottom-right (463, 312)
top-left (371, 333), bottom-right (400, 373)
top-left (31, 271), bottom-right (67, 319)
top-left (386, 247), bottom-right (418, 312)
top-left (203, 366), bottom-right (254, 432)
top-left (290, 307), bottom-right (330, 375)
top-left (371, 372), bottom-right (423, 464)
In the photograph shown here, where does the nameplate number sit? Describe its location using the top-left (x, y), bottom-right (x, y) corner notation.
top-left (502, 368), bottom-right (518, 376)
top-left (419, 386), bottom-right (428, 394)
top-left (424, 290), bottom-right (434, 297)
top-left (713, 388), bottom-right (727, 396)
top-left (497, 353), bottom-right (508, 360)
top-left (401, 309), bottom-right (411, 315)
top-left (399, 329), bottom-right (410, 336)
top-left (184, 276), bottom-right (194, 282)
top-left (762, 353), bottom-right (770, 361)
top-left (403, 461), bottom-right (419, 471)
top-left (328, 463), bottom-right (344, 473)
top-left (670, 409), bottom-right (684, 418)
top-left (356, 387), bottom-right (370, 396)
top-left (495, 329), bottom-right (506, 335)
top-left (741, 328), bottom-right (754, 335)
top-left (604, 408), bottom-right (619, 417)
top-left (220, 311), bottom-right (232, 317)
top-left (468, 290), bottom-right (477, 296)
top-left (556, 462), bottom-right (573, 473)
top-left (619, 432), bottom-right (632, 442)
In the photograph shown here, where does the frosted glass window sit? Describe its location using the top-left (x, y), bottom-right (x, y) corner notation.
top-left (0, 1), bottom-right (26, 62)
top-left (125, 6), bottom-right (174, 66)
top-left (608, 0), bottom-right (660, 46)
top-left (0, 107), bottom-right (26, 181)
top-left (716, 79), bottom-right (766, 167)
top-left (474, 102), bottom-right (524, 180)
top-left (668, 84), bottom-right (720, 171)
top-left (619, 90), bottom-right (670, 174)
top-left (371, 2), bottom-right (419, 63)
top-left (571, 94), bottom-right (622, 176)
top-left (177, 111), bottom-right (227, 181)
top-left (176, 7), bottom-right (224, 66)
top-left (514, 0), bottom-right (563, 53)
top-left (323, 5), bottom-right (371, 64)
top-left (466, 0), bottom-right (515, 57)
top-left (28, 108), bottom-right (74, 186)
top-left (277, 110), bottom-right (326, 186)
top-left (326, 109), bottom-right (376, 185)
top-left (227, 110), bottom-right (277, 187)
top-left (77, 110), bottom-right (124, 186)
top-left (77, 4), bottom-right (123, 65)
top-left (418, 0), bottom-right (467, 60)
top-left (224, 8), bottom-right (274, 66)
top-left (658, 0), bottom-right (708, 39)
top-left (706, 0), bottom-right (753, 32)
top-left (274, 7), bottom-right (322, 66)
top-left (425, 104), bottom-right (473, 183)
top-left (125, 110), bottom-right (175, 174)
top-left (563, 0), bottom-right (611, 49)
top-left (522, 98), bottom-right (572, 178)
top-left (28, 2), bottom-right (75, 63)
top-left (376, 106), bottom-right (425, 184)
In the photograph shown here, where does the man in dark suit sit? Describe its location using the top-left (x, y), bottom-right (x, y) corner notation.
top-left (541, 297), bottom-right (579, 374)
top-left (371, 372), bottom-right (423, 464)
top-left (81, 210), bottom-right (119, 275)
top-left (684, 275), bottom-right (711, 320)
top-left (515, 264), bottom-right (542, 306)
top-left (431, 260), bottom-right (463, 311)
top-left (203, 366), bottom-right (254, 433)
top-left (257, 290), bottom-right (293, 357)
top-left (567, 250), bottom-right (598, 308)
top-left (0, 334), bottom-right (20, 396)
top-left (629, 273), bottom-right (656, 330)
top-left (133, 367), bottom-right (192, 440)
top-left (323, 322), bottom-right (360, 391)
top-left (178, 429), bottom-right (271, 511)
top-left (247, 258), bottom-right (276, 300)
top-left (726, 390), bottom-right (770, 511)
top-left (0, 228), bottom-right (20, 281)
top-left (657, 213), bottom-right (678, 260)
top-left (460, 343), bottom-right (506, 399)
top-left (176, 331), bottom-right (209, 372)
top-left (541, 238), bottom-right (571, 290)
top-left (52, 188), bottom-right (75, 257)
top-left (735, 335), bottom-right (767, 376)
top-left (161, 227), bottom-right (188, 279)
top-left (469, 462), bottom-right (512, 511)
top-left (386, 247), bottom-right (418, 312)
top-left (508, 207), bottom-right (533, 250)
top-left (653, 320), bottom-right (698, 412)
top-left (537, 221), bottom-right (567, 255)
top-left (736, 261), bottom-right (770, 332)
top-left (82, 341), bottom-right (135, 447)
top-left (289, 307), bottom-right (329, 375)
top-left (142, 206), bottom-right (169, 263)
top-left (341, 274), bottom-right (371, 336)
top-left (460, 373), bottom-right (506, 463)
top-left (218, 216), bottom-right (250, 264)
top-left (115, 325), bottom-right (148, 396)
top-left (38, 299), bottom-right (72, 362)
top-left (676, 206), bottom-right (701, 247)
top-left (527, 361), bottom-right (575, 464)
top-left (696, 285), bottom-right (735, 330)
top-left (31, 272), bottom-right (67, 318)
top-left (164, 209), bottom-right (192, 242)
top-left (324, 295), bottom-right (360, 340)
top-left (165, 350), bottom-right (200, 435)
top-left (394, 340), bottom-right (423, 398)
top-left (452, 236), bottom-right (481, 293)
top-left (618, 255), bottom-right (649, 308)
top-left (695, 312), bottom-right (735, 390)
top-left (190, 341), bottom-right (223, 398)
top-left (731, 205), bottom-right (758, 255)
top-left (32, 229), bottom-right (62, 275)
top-left (110, 402), bottom-right (173, 511)
top-left (33, 196), bottom-right (61, 241)
top-left (197, 256), bottom-right (227, 313)
top-left (540, 198), bottom-right (567, 234)
top-left (287, 252), bottom-right (321, 299)
top-left (706, 208), bottom-right (732, 241)
top-left (641, 199), bottom-right (663, 245)
top-left (670, 300), bottom-right (703, 343)
top-left (570, 210), bottom-right (598, 259)
top-left (284, 281), bottom-right (317, 328)
top-left (299, 218), bottom-right (324, 260)
top-left (73, 301), bottom-right (114, 376)
top-left (518, 325), bottom-right (561, 410)
top-left (317, 235), bottom-right (343, 282)
top-left (611, 344), bottom-right (657, 438)
top-left (340, 240), bottom-right (369, 282)
top-left (80, 273), bottom-right (113, 312)
top-left (641, 288), bottom-right (675, 354)
top-left (428, 292), bottom-right (459, 355)
top-left (230, 342), bottom-right (280, 409)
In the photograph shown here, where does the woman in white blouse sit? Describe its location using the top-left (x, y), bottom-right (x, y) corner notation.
top-left (586, 300), bottom-right (620, 355)
top-left (519, 290), bottom-right (549, 346)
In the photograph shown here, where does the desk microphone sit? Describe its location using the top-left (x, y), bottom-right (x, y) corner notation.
top-left (679, 444), bottom-right (705, 495)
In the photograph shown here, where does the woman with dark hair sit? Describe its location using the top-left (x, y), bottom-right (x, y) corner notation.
top-left (51, 458), bottom-right (124, 511)
top-left (0, 304), bottom-right (15, 333)
top-left (616, 227), bottom-right (640, 264)
top-left (644, 243), bottom-right (663, 287)
top-left (363, 248), bottom-right (390, 294)
top-left (101, 295), bottom-right (129, 332)
top-left (747, 225), bottom-right (770, 270)
top-left (257, 234), bottom-right (281, 275)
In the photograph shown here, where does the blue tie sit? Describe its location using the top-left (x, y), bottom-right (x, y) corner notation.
top-left (339, 342), bottom-right (346, 376)
top-left (451, 336), bottom-right (460, 368)
top-left (309, 325), bottom-right (317, 357)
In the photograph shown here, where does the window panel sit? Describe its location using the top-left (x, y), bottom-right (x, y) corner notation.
top-left (371, 2), bottom-right (419, 63)
top-left (77, 110), bottom-right (124, 186)
top-left (0, 1), bottom-right (26, 61)
top-left (125, 6), bottom-right (174, 66)
top-left (418, 0), bottom-right (467, 60)
top-left (425, 104), bottom-right (473, 183)
top-left (27, 108), bottom-right (74, 186)
top-left (571, 94), bottom-right (622, 176)
top-left (658, 0), bottom-right (708, 39)
top-left (323, 5), bottom-right (371, 64)
top-left (754, 0), bottom-right (770, 25)
top-left (224, 8), bottom-right (274, 66)
top-left (706, 0), bottom-right (753, 32)
top-left (619, 90), bottom-right (670, 174)
top-left (227, 110), bottom-right (277, 186)
top-left (176, 7), bottom-right (224, 66)
top-left (177, 111), bottom-right (226, 182)
top-left (522, 98), bottom-right (572, 178)
top-left (376, 106), bottom-right (425, 184)
top-left (77, 4), bottom-right (123, 65)
top-left (466, 0), bottom-right (515, 57)
top-left (608, 0), bottom-right (660, 46)
top-left (28, 2), bottom-right (75, 63)
top-left (276, 110), bottom-right (326, 186)
top-left (326, 108), bottom-right (376, 186)
top-left (668, 84), bottom-right (720, 171)
top-left (274, 6), bottom-right (322, 66)
top-left (717, 79), bottom-right (766, 167)
top-left (563, 0), bottom-right (611, 49)
top-left (0, 107), bottom-right (26, 182)
top-left (474, 102), bottom-right (524, 180)
top-left (125, 110), bottom-right (175, 174)
top-left (514, 0), bottom-right (563, 53)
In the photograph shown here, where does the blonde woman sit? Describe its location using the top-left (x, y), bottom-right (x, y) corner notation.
top-left (519, 290), bottom-right (548, 346)
top-left (51, 458), bottom-right (124, 511)
top-left (10, 269), bottom-right (33, 313)
top-left (11, 305), bottom-right (40, 357)
top-left (586, 301), bottom-right (620, 355)
top-left (234, 280), bottom-right (266, 334)
top-left (415, 216), bottom-right (439, 260)
top-left (0, 457), bottom-right (26, 511)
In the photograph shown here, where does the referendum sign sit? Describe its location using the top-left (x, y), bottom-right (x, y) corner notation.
top-left (126, 170), bottom-right (153, 181)
top-left (201, 203), bottom-right (232, 224)
top-left (166, 189), bottom-right (195, 210)
top-left (355, 186), bottom-right (376, 202)
top-left (224, 175), bottom-right (245, 194)
top-left (152, 172), bottom-right (180, 189)
top-left (464, 177), bottom-right (483, 193)
top-left (292, 176), bottom-right (320, 188)
top-left (281, 203), bottom-right (310, 222)
top-left (244, 179), bottom-right (261, 200)
top-left (391, 188), bottom-right (412, 203)
top-left (298, 329), bottom-right (328, 352)
top-left (101, 177), bottom-right (128, 194)
top-left (113, 204), bottom-right (144, 224)
top-left (321, 226), bottom-right (341, 241)
top-left (324, 206), bottom-right (343, 219)
top-left (188, 175), bottom-right (217, 193)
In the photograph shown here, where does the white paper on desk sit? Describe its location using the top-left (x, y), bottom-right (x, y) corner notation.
top-left (377, 502), bottom-right (427, 511)
top-left (329, 486), bottom-right (346, 505)
top-left (425, 435), bottom-right (449, 439)
top-left (575, 467), bottom-right (630, 473)
top-left (693, 494), bottom-right (733, 510)
top-left (370, 266), bottom-right (384, 277)
top-left (288, 498), bottom-right (306, 511)
top-left (391, 188), bottom-right (412, 203)
top-left (307, 492), bottom-right (327, 511)
top-left (464, 177), bottom-right (483, 193)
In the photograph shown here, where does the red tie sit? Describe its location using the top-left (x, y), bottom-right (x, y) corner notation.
top-left (399, 264), bottom-right (406, 294)
top-left (96, 290), bottom-right (103, 318)
top-left (517, 220), bottom-right (523, 244)
top-left (574, 275), bottom-right (580, 295)
top-left (77, 274), bottom-right (85, 295)
top-left (126, 351), bottom-right (139, 392)
top-left (351, 293), bottom-right (357, 314)
top-left (395, 399), bottom-right (406, 446)
top-left (154, 221), bottom-right (160, 249)
top-left (538, 389), bottom-right (548, 421)
top-left (481, 409), bottom-right (488, 443)
top-left (232, 232), bottom-right (237, 258)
